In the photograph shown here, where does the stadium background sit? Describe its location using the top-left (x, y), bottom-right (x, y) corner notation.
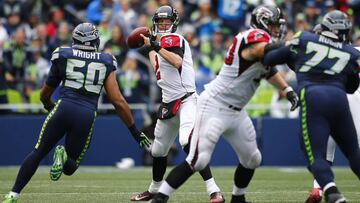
top-left (0, 0), bottom-right (358, 167)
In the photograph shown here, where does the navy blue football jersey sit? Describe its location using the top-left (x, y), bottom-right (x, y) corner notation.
top-left (286, 31), bottom-right (360, 90)
top-left (46, 47), bottom-right (117, 110)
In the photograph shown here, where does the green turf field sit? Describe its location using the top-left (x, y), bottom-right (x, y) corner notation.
top-left (0, 166), bottom-right (359, 203)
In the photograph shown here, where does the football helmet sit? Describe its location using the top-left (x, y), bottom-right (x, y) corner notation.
top-left (320, 10), bottom-right (352, 42)
top-left (72, 22), bottom-right (100, 51)
top-left (250, 5), bottom-right (286, 40)
top-left (152, 5), bottom-right (179, 35)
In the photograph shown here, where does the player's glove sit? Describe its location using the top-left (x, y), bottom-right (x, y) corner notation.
top-left (148, 26), bottom-right (161, 52)
top-left (284, 86), bottom-right (299, 111)
top-left (128, 124), bottom-right (151, 148)
top-left (44, 102), bottom-right (55, 112)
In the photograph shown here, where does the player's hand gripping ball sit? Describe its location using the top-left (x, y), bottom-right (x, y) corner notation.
top-left (127, 27), bottom-right (151, 48)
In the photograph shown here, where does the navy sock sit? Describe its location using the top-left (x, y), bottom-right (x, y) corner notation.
top-left (310, 159), bottom-right (334, 188)
top-left (12, 150), bottom-right (43, 193)
top-left (153, 156), bottom-right (167, 182)
top-left (165, 161), bottom-right (194, 189)
top-left (234, 163), bottom-right (255, 188)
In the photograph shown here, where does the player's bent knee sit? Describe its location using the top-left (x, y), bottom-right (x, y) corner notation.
top-left (151, 146), bottom-right (168, 157)
top-left (193, 153), bottom-right (210, 171)
top-left (244, 150), bottom-right (262, 169)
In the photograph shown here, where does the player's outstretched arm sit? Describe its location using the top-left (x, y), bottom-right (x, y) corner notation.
top-left (104, 72), bottom-right (151, 148)
top-left (40, 84), bottom-right (56, 111)
top-left (268, 73), bottom-right (299, 111)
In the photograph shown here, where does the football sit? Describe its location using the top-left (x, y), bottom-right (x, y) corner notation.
top-left (127, 27), bottom-right (151, 49)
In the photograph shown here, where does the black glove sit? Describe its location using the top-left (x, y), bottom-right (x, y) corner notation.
top-left (44, 102), bottom-right (55, 112)
top-left (148, 26), bottom-right (161, 52)
top-left (284, 86), bottom-right (299, 111)
top-left (128, 124), bottom-right (151, 148)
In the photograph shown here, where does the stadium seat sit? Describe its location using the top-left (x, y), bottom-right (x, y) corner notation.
top-left (29, 89), bottom-right (46, 113)
top-left (6, 89), bottom-right (25, 113)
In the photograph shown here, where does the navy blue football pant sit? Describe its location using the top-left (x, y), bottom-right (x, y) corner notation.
top-left (12, 99), bottom-right (96, 193)
top-left (299, 85), bottom-right (360, 189)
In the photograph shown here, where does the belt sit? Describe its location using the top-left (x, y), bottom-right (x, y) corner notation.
top-left (228, 105), bottom-right (242, 111)
top-left (180, 92), bottom-right (195, 101)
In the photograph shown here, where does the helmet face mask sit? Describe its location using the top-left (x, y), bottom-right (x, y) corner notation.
top-left (72, 22), bottom-right (100, 51)
top-left (320, 10), bottom-right (352, 42)
top-left (250, 5), bottom-right (286, 41)
top-left (152, 5), bottom-right (179, 35)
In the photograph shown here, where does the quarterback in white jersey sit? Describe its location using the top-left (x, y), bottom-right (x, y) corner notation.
top-left (151, 5), bottom-right (299, 203)
top-left (130, 6), bottom-right (224, 203)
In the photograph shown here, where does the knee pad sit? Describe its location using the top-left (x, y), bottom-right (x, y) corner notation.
top-left (151, 142), bottom-right (169, 157)
top-left (244, 150), bottom-right (262, 169)
top-left (193, 152), bottom-right (210, 171)
top-left (179, 135), bottom-right (190, 148)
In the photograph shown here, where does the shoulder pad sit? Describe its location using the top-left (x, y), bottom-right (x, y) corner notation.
top-left (244, 29), bottom-right (270, 45)
top-left (288, 32), bottom-right (302, 46)
top-left (160, 34), bottom-right (182, 48)
top-left (51, 47), bottom-right (61, 61)
top-left (111, 54), bottom-right (118, 68)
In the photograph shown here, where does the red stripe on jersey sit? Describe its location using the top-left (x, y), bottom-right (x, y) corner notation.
top-left (155, 55), bottom-right (159, 71)
top-left (160, 35), bottom-right (181, 48)
top-left (246, 29), bottom-right (270, 44)
top-left (224, 37), bottom-right (238, 65)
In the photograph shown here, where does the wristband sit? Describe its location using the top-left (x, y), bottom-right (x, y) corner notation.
top-left (150, 41), bottom-right (162, 52)
top-left (128, 124), bottom-right (141, 138)
top-left (283, 86), bottom-right (294, 94)
top-left (44, 103), bottom-right (55, 111)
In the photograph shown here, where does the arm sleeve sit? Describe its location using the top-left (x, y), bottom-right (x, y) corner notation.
top-left (263, 45), bottom-right (292, 67)
top-left (46, 61), bottom-right (63, 87)
top-left (46, 48), bottom-right (63, 87)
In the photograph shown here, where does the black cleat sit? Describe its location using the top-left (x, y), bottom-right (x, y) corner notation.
top-left (150, 193), bottom-right (169, 203)
top-left (230, 194), bottom-right (251, 203)
top-left (325, 193), bottom-right (346, 203)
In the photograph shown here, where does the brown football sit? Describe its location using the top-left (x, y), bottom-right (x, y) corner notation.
top-left (127, 27), bottom-right (151, 49)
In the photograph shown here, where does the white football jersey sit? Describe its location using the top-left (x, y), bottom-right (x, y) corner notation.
top-left (154, 33), bottom-right (196, 103)
top-left (205, 28), bottom-right (273, 109)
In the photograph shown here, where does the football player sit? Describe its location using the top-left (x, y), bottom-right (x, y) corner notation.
top-left (305, 25), bottom-right (360, 203)
top-left (2, 23), bottom-right (150, 203)
top-left (150, 5), bottom-right (299, 203)
top-left (263, 10), bottom-right (360, 203)
top-left (129, 5), bottom-right (224, 203)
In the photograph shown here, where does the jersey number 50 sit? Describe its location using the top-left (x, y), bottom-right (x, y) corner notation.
top-left (64, 59), bottom-right (106, 94)
top-left (299, 42), bottom-right (351, 75)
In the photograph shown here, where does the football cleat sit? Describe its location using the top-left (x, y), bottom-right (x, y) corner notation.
top-left (2, 194), bottom-right (18, 203)
top-left (230, 194), bottom-right (251, 203)
top-left (150, 193), bottom-right (169, 203)
top-left (210, 192), bottom-right (225, 203)
top-left (130, 191), bottom-right (155, 201)
top-left (305, 188), bottom-right (322, 203)
top-left (50, 145), bottom-right (67, 181)
top-left (325, 193), bottom-right (346, 203)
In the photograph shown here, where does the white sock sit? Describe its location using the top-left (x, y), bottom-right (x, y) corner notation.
top-left (313, 179), bottom-right (321, 189)
top-left (205, 178), bottom-right (220, 196)
top-left (148, 180), bottom-right (163, 194)
top-left (158, 181), bottom-right (175, 196)
top-left (232, 185), bottom-right (246, 196)
top-left (9, 192), bottom-right (19, 197)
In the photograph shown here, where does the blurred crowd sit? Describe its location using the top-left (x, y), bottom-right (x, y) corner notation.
top-left (0, 0), bottom-right (360, 117)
